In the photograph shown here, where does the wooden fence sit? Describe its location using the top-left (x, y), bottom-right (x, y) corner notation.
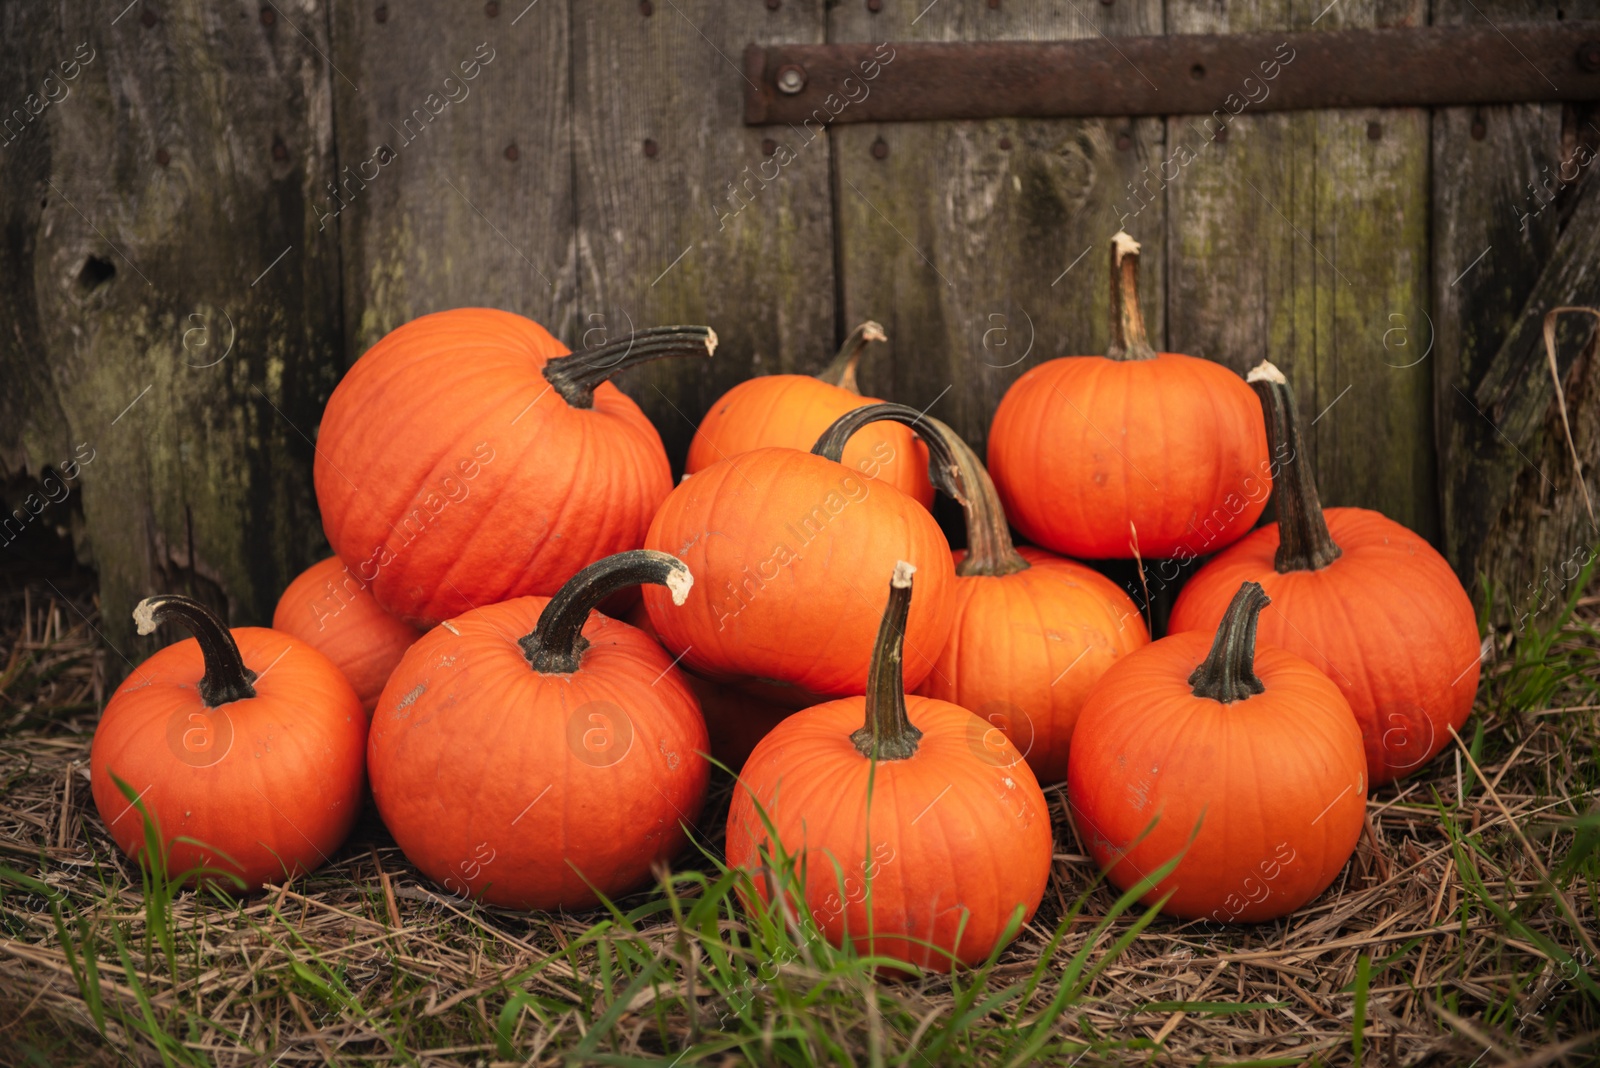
top-left (2, 0), bottom-right (1597, 662)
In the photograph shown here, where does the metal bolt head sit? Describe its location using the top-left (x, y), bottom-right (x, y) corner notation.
top-left (776, 65), bottom-right (806, 94)
top-left (486, 0), bottom-right (499, 15)
top-left (1470, 117), bottom-right (1486, 140)
top-left (1215, 124), bottom-right (1228, 143)
top-left (156, 148), bottom-right (171, 167)
top-left (272, 137), bottom-right (288, 162)
top-left (766, 0), bottom-right (781, 9)
top-left (1367, 120), bottom-right (1382, 141)
top-left (867, 0), bottom-right (882, 11)
top-left (1580, 41), bottom-right (1600, 72)
top-left (987, 0), bottom-right (1000, 8)
top-left (504, 143), bottom-right (520, 161)
top-left (259, 7), bottom-right (275, 26)
top-left (639, 0), bottom-right (653, 15)
top-left (762, 138), bottom-right (778, 156)
top-left (999, 136), bottom-right (1012, 151)
top-left (1190, 63), bottom-right (1206, 80)
top-left (140, 7), bottom-right (157, 26)
top-left (1116, 132), bottom-right (1132, 151)
top-left (375, 3), bottom-right (387, 22)
top-left (643, 138), bottom-right (659, 158)
top-left (871, 137), bottom-right (888, 160)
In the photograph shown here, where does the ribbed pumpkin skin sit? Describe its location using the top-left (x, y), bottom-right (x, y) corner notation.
top-left (642, 448), bottom-right (956, 701)
top-left (687, 376), bottom-right (935, 507)
top-left (1068, 635), bottom-right (1366, 923)
top-left (90, 629), bottom-right (367, 888)
top-left (988, 354), bottom-right (1270, 559)
top-left (273, 556), bottom-right (421, 711)
top-left (726, 697), bottom-right (1052, 971)
top-left (916, 547), bottom-right (1149, 785)
top-left (368, 597), bottom-right (709, 911)
top-left (314, 309), bottom-right (672, 626)
top-left (1167, 508), bottom-right (1480, 785)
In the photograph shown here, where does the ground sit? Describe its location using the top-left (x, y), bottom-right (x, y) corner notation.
top-left (0, 558), bottom-right (1596, 1067)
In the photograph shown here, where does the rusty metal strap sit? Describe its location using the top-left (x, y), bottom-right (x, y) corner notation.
top-left (743, 24), bottom-right (1600, 125)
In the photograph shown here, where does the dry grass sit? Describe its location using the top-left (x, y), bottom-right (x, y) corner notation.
top-left (0, 566), bottom-right (1596, 1067)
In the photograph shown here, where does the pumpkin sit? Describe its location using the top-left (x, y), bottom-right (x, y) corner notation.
top-left (1068, 582), bottom-right (1366, 922)
top-left (315, 310), bottom-right (716, 626)
top-left (623, 602), bottom-right (791, 772)
top-left (368, 551), bottom-right (709, 910)
top-left (90, 595), bottom-right (366, 887)
top-left (987, 233), bottom-right (1270, 559)
top-left (644, 402), bottom-right (958, 705)
top-left (272, 556), bottom-right (421, 711)
top-left (686, 321), bottom-right (934, 507)
top-left (907, 417), bottom-right (1149, 785)
top-left (1167, 362), bottom-right (1481, 785)
top-left (726, 561), bottom-right (1052, 970)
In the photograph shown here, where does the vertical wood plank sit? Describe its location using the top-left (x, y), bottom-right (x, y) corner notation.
top-left (571, 0), bottom-right (835, 467)
top-left (331, 0), bottom-right (575, 355)
top-left (1166, 0), bottom-right (1435, 539)
top-left (829, 2), bottom-right (1167, 463)
top-left (1433, 0), bottom-right (1600, 615)
top-left (0, 0), bottom-right (342, 663)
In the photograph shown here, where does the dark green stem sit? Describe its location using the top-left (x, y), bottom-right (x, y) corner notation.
top-left (1106, 232), bottom-right (1157, 361)
top-left (850, 561), bottom-right (923, 760)
top-left (133, 594), bottom-right (257, 707)
top-left (520, 550), bottom-right (692, 673)
top-left (542, 326), bottom-right (717, 409)
top-left (811, 402), bottom-right (967, 505)
top-left (1188, 581), bottom-right (1270, 703)
top-left (814, 320), bottom-right (886, 393)
top-left (1247, 361), bottom-right (1343, 573)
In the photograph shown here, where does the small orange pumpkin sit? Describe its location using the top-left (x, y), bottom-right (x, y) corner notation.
top-left (1168, 362), bottom-right (1481, 784)
top-left (687, 322), bottom-right (934, 507)
top-left (987, 233), bottom-right (1270, 559)
top-left (727, 561), bottom-right (1053, 970)
top-left (315, 310), bottom-right (715, 626)
top-left (644, 403), bottom-right (958, 704)
top-left (90, 595), bottom-right (367, 887)
top-left (1068, 582), bottom-right (1367, 923)
top-left (908, 418), bottom-right (1149, 785)
top-left (272, 556), bottom-right (421, 711)
top-left (368, 551), bottom-right (709, 910)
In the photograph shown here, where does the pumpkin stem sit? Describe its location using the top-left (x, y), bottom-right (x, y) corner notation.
top-left (520, 550), bottom-right (693, 674)
top-left (1106, 232), bottom-right (1157, 362)
top-left (1188, 581), bottom-right (1270, 703)
top-left (810, 402), bottom-right (967, 505)
top-left (851, 561), bottom-right (924, 760)
top-left (814, 320), bottom-right (886, 393)
top-left (542, 326), bottom-right (718, 409)
top-left (132, 594), bottom-right (258, 708)
top-left (1247, 361), bottom-right (1343, 573)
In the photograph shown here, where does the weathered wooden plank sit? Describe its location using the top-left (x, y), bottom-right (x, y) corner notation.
top-left (330, 0), bottom-right (575, 354)
top-left (570, 0), bottom-right (835, 467)
top-left (1433, 0), bottom-right (1600, 618)
top-left (0, 0), bottom-right (343, 665)
top-left (828, 2), bottom-right (1167, 466)
top-left (1165, 0), bottom-right (1435, 540)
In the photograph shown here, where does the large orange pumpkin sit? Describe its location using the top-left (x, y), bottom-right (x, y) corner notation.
top-left (272, 556), bottom-right (421, 711)
top-left (727, 562), bottom-right (1053, 970)
top-left (368, 551), bottom-right (709, 910)
top-left (90, 595), bottom-right (367, 888)
top-left (909, 418), bottom-right (1149, 785)
top-left (686, 321), bottom-right (934, 507)
top-left (1068, 582), bottom-right (1367, 923)
top-left (987, 233), bottom-right (1270, 559)
top-left (1168, 362), bottom-right (1482, 785)
top-left (315, 310), bottom-right (715, 626)
top-left (644, 402), bottom-right (958, 705)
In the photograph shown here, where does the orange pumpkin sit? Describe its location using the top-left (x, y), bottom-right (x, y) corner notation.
top-left (987, 233), bottom-right (1270, 559)
top-left (1068, 582), bottom-right (1367, 923)
top-left (727, 561), bottom-right (1053, 970)
top-left (1168, 362), bottom-right (1481, 785)
top-left (623, 602), bottom-right (791, 772)
top-left (368, 551), bottom-right (709, 910)
top-left (687, 321), bottom-right (934, 507)
top-left (908, 418), bottom-right (1149, 785)
top-left (315, 310), bottom-right (715, 626)
top-left (90, 595), bottom-right (366, 887)
top-left (272, 556), bottom-right (421, 711)
top-left (644, 402), bottom-right (958, 705)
